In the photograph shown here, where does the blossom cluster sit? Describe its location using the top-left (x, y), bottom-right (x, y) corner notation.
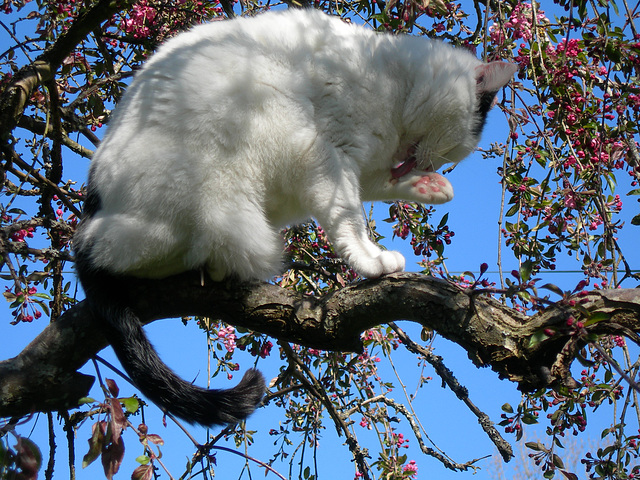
top-left (388, 202), bottom-right (454, 270)
top-left (486, 0), bottom-right (640, 292)
top-left (116, 0), bottom-right (227, 42)
top-left (217, 325), bottom-right (236, 353)
top-left (10, 226), bottom-right (34, 242)
top-left (4, 286), bottom-right (45, 324)
top-left (489, 2), bottom-right (549, 45)
top-left (120, 1), bottom-right (158, 39)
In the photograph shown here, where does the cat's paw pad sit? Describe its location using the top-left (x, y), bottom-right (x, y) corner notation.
top-left (411, 172), bottom-right (454, 203)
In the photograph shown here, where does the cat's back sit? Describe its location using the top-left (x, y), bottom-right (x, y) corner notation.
top-left (134, 10), bottom-right (478, 106)
top-left (144, 9), bottom-right (367, 73)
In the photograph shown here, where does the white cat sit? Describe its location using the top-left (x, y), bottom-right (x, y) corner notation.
top-left (74, 9), bottom-right (517, 426)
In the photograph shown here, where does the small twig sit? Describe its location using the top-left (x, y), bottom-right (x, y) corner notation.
top-left (279, 341), bottom-right (372, 480)
top-left (389, 322), bottom-right (514, 462)
top-left (44, 412), bottom-right (56, 480)
top-left (0, 417), bottom-right (20, 437)
top-left (17, 115), bottom-right (94, 158)
top-left (59, 411), bottom-right (76, 480)
top-left (0, 241), bottom-right (74, 263)
top-left (348, 394), bottom-right (489, 471)
top-left (209, 445), bottom-right (286, 479)
top-left (4, 147), bottom-right (82, 216)
top-left (592, 342), bottom-right (640, 394)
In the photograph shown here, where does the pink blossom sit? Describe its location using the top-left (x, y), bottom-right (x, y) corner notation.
top-left (121, 1), bottom-right (158, 38)
top-left (403, 460), bottom-right (418, 478)
top-left (564, 192), bottom-right (578, 209)
top-left (10, 227), bottom-right (34, 242)
top-left (589, 215), bottom-right (603, 230)
top-left (489, 3), bottom-right (549, 45)
top-left (557, 38), bottom-right (583, 57)
top-left (217, 326), bottom-right (237, 353)
top-left (251, 340), bottom-right (273, 358)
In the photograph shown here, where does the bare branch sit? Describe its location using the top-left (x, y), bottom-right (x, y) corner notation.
top-left (389, 322), bottom-right (514, 462)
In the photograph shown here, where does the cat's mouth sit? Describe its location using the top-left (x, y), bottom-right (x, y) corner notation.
top-left (390, 157), bottom-right (418, 178)
top-left (390, 156), bottom-right (433, 179)
top-left (390, 142), bottom-right (432, 179)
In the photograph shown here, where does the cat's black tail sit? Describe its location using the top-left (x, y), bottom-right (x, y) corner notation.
top-left (77, 264), bottom-right (266, 426)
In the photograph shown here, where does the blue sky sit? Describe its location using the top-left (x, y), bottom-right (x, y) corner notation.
top-left (2, 2), bottom-right (640, 480)
top-left (3, 102), bottom-right (635, 480)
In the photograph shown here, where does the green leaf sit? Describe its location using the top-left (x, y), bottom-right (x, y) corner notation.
top-left (540, 283), bottom-right (564, 296)
top-left (525, 441), bottom-right (546, 452)
top-left (584, 312), bottom-right (610, 326)
top-left (420, 327), bottom-right (434, 342)
top-left (560, 470), bottom-right (579, 480)
top-left (2, 291), bottom-right (17, 302)
top-left (26, 271), bottom-right (49, 282)
top-left (9, 296), bottom-right (25, 308)
top-left (528, 330), bottom-right (551, 348)
top-left (437, 213), bottom-right (449, 229)
top-left (520, 260), bottom-right (534, 282)
top-left (631, 214), bottom-right (640, 226)
top-left (7, 208), bottom-right (27, 216)
top-left (605, 42), bottom-right (622, 63)
top-left (135, 455), bottom-right (151, 465)
top-left (0, 442), bottom-right (8, 468)
top-left (517, 290), bottom-right (531, 302)
top-left (552, 454), bottom-right (565, 469)
top-left (501, 403), bottom-right (514, 414)
top-left (121, 397), bottom-right (140, 414)
top-left (506, 203), bottom-right (520, 217)
top-left (82, 422), bottom-right (105, 469)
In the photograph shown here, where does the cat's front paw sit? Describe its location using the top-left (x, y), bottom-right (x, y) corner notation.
top-left (411, 172), bottom-right (454, 203)
top-left (391, 171), bottom-right (454, 204)
top-left (356, 250), bottom-right (405, 278)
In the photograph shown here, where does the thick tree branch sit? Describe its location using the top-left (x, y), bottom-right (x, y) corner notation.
top-left (0, 271), bottom-right (639, 419)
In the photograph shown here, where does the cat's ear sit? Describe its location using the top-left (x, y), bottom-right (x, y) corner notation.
top-left (475, 62), bottom-right (519, 93)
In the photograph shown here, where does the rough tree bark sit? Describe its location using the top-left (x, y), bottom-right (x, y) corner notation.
top-left (0, 271), bottom-right (638, 419)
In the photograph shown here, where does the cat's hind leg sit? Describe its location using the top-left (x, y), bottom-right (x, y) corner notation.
top-left (194, 203), bottom-right (283, 282)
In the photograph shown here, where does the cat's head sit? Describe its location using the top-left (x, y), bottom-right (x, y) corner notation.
top-left (405, 60), bottom-right (518, 173)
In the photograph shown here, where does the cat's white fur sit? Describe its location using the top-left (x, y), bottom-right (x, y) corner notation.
top-left (75, 9), bottom-right (516, 280)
